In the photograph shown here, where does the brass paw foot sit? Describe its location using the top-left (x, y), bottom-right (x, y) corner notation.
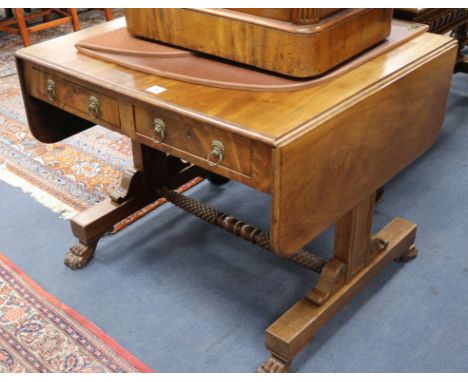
top-left (64, 241), bottom-right (98, 270)
top-left (257, 355), bottom-right (290, 373)
top-left (394, 244), bottom-right (418, 263)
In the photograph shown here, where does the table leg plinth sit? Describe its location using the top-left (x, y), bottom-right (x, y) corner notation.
top-left (260, 217), bottom-right (417, 372)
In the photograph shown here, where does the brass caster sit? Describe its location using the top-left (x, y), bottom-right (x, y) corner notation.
top-left (64, 241), bottom-right (98, 270)
top-left (394, 244), bottom-right (418, 263)
top-left (257, 355), bottom-right (290, 373)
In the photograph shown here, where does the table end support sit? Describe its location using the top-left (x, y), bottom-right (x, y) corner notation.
top-left (260, 216), bottom-right (417, 372)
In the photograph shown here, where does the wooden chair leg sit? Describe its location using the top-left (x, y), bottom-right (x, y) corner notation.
top-left (103, 8), bottom-right (113, 21)
top-left (69, 8), bottom-right (80, 31)
top-left (14, 8), bottom-right (31, 47)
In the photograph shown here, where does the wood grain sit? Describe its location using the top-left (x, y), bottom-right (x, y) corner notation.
top-left (225, 8), bottom-right (340, 24)
top-left (16, 19), bottom-right (458, 250)
top-left (15, 14), bottom-right (459, 372)
top-left (271, 43), bottom-right (458, 255)
top-left (134, 104), bottom-right (253, 177)
top-left (28, 65), bottom-right (121, 129)
top-left (14, 19), bottom-right (457, 142)
top-left (333, 194), bottom-right (375, 280)
top-left (125, 8), bottom-right (392, 77)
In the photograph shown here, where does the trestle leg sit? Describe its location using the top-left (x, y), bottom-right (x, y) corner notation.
top-left (258, 192), bottom-right (419, 372)
top-left (64, 143), bottom-right (186, 269)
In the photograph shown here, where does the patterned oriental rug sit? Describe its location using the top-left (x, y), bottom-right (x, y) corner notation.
top-left (0, 254), bottom-right (153, 372)
top-left (0, 9), bottom-right (203, 231)
top-left (0, 9), bottom-right (125, 78)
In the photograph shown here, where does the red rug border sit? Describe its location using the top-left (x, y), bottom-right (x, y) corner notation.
top-left (0, 254), bottom-right (155, 373)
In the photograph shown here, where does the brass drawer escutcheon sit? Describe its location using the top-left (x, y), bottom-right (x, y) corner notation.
top-left (47, 79), bottom-right (56, 101)
top-left (153, 118), bottom-right (166, 143)
top-left (207, 140), bottom-right (224, 167)
top-left (88, 96), bottom-right (100, 119)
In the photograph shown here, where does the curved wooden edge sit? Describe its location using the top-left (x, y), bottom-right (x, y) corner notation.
top-left (304, 258), bottom-right (347, 306)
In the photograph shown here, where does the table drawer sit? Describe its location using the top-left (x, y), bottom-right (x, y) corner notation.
top-left (30, 67), bottom-right (120, 128)
top-left (134, 105), bottom-right (252, 177)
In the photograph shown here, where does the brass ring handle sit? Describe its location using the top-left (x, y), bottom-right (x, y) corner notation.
top-left (153, 118), bottom-right (166, 143)
top-left (47, 79), bottom-right (56, 101)
top-left (88, 96), bottom-right (100, 119)
top-left (206, 140), bottom-right (224, 167)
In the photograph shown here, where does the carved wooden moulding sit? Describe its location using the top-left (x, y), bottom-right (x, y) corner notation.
top-left (124, 8), bottom-right (393, 78)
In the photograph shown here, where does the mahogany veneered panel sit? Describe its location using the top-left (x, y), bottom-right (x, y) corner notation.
top-left (125, 8), bottom-right (393, 77)
top-left (271, 43), bottom-right (457, 254)
top-left (134, 104), bottom-right (253, 177)
top-left (28, 65), bottom-right (121, 130)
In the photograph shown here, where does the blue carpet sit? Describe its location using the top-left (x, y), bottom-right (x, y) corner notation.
top-left (0, 73), bottom-right (467, 372)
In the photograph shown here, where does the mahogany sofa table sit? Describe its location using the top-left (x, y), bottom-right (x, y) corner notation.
top-left (15, 18), bottom-right (457, 372)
